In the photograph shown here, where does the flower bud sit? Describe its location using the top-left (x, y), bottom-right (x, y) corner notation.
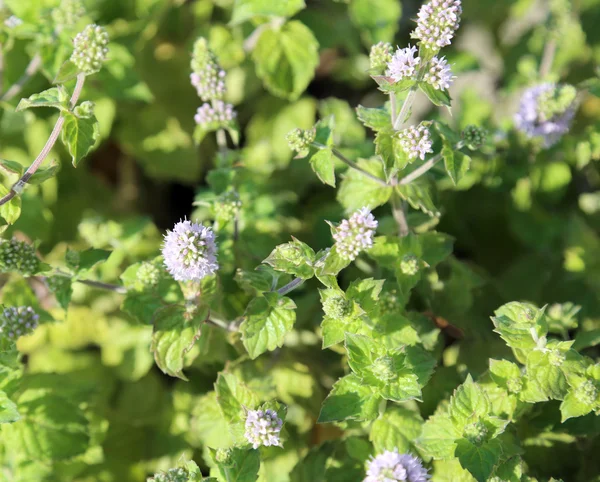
top-left (214, 190), bottom-right (241, 220)
top-left (332, 208), bottom-right (378, 261)
top-left (411, 0), bottom-right (462, 51)
top-left (190, 38), bottom-right (226, 101)
top-left (575, 379), bottom-right (598, 406)
top-left (369, 41), bottom-right (393, 72)
top-left (397, 123), bottom-right (433, 161)
top-left (506, 377), bottom-right (523, 394)
top-left (463, 420), bottom-right (488, 445)
top-left (548, 349), bottom-right (566, 367)
top-left (400, 254), bottom-right (420, 276)
top-left (461, 125), bottom-right (487, 150)
top-left (244, 409), bottom-right (283, 449)
top-left (286, 128), bottom-right (316, 155)
top-left (71, 24), bottom-right (109, 75)
top-left (137, 262), bottom-right (160, 288)
top-left (74, 101), bottom-right (95, 118)
top-left (323, 296), bottom-right (352, 319)
top-left (4, 15), bottom-right (22, 29)
top-left (372, 355), bottom-right (396, 381)
top-left (194, 100), bottom-right (237, 126)
top-left (0, 306), bottom-right (39, 341)
top-left (147, 467), bottom-right (189, 482)
top-left (52, 0), bottom-right (86, 31)
top-left (0, 238), bottom-right (40, 276)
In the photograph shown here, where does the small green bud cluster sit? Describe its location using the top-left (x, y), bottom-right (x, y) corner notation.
top-left (369, 41), bottom-right (393, 72)
top-left (214, 190), bottom-right (241, 220)
top-left (537, 84), bottom-right (577, 123)
top-left (575, 379), bottom-right (598, 406)
top-left (46, 275), bottom-right (71, 293)
top-left (548, 349), bottom-right (566, 367)
top-left (461, 125), bottom-right (487, 150)
top-left (323, 296), bottom-right (352, 319)
top-left (372, 355), bottom-right (397, 381)
top-left (74, 101), bottom-right (95, 118)
top-left (147, 467), bottom-right (189, 482)
top-left (0, 238), bottom-right (40, 276)
top-left (463, 420), bottom-right (488, 446)
top-left (400, 254), bottom-right (420, 276)
top-left (191, 38), bottom-right (226, 102)
top-left (137, 262), bottom-right (161, 288)
top-left (380, 290), bottom-right (400, 312)
top-left (71, 24), bottom-right (109, 75)
top-left (506, 377), bottom-right (523, 394)
top-left (286, 128), bottom-right (316, 155)
top-left (52, 0), bottom-right (86, 31)
top-left (0, 306), bottom-right (39, 341)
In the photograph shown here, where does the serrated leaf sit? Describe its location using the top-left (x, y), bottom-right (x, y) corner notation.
top-left (151, 304), bottom-right (209, 379)
top-left (53, 60), bottom-right (80, 84)
top-left (369, 406), bottom-right (423, 453)
top-left (264, 238), bottom-right (316, 279)
top-left (215, 372), bottom-right (259, 444)
top-left (309, 148), bottom-right (336, 187)
top-left (252, 20), bottom-right (319, 100)
top-left (442, 143), bottom-right (471, 185)
top-left (337, 158), bottom-right (392, 211)
top-left (230, 0), bottom-right (306, 25)
top-left (61, 112), bottom-right (100, 167)
top-left (418, 413), bottom-right (460, 459)
top-left (559, 390), bottom-right (592, 422)
top-left (68, 248), bottom-right (111, 274)
top-left (449, 376), bottom-right (490, 428)
top-left (211, 447), bottom-right (260, 482)
top-left (356, 105), bottom-right (392, 133)
top-left (395, 182), bottom-right (439, 217)
top-left (319, 245), bottom-right (352, 276)
top-left (455, 439), bottom-right (502, 482)
top-left (0, 389), bottom-right (19, 424)
top-left (434, 121), bottom-right (461, 144)
top-left (419, 82), bottom-right (452, 107)
top-left (318, 374), bottom-right (381, 423)
top-left (240, 292), bottom-right (296, 359)
top-left (16, 86), bottom-right (69, 112)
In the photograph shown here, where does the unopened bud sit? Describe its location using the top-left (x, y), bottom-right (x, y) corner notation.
top-left (71, 24), bottom-right (109, 75)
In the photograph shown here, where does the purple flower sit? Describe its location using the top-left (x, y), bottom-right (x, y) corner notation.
top-left (364, 450), bottom-right (430, 482)
top-left (332, 208), bottom-right (378, 261)
top-left (194, 100), bottom-right (237, 125)
top-left (386, 46), bottom-right (421, 83)
top-left (423, 56), bottom-right (455, 91)
top-left (397, 123), bottom-right (434, 161)
top-left (412, 0), bottom-right (462, 51)
top-left (0, 306), bottom-right (39, 341)
top-left (244, 409), bottom-right (283, 449)
top-left (190, 38), bottom-right (226, 101)
top-left (162, 220), bottom-right (218, 282)
top-left (514, 83), bottom-right (576, 147)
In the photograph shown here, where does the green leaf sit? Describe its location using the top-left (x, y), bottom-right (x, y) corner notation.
top-left (309, 148), bottom-right (336, 187)
top-left (0, 389), bottom-right (19, 424)
top-left (559, 390), bottom-right (593, 422)
top-left (395, 182), bottom-right (439, 217)
top-left (61, 112), bottom-right (100, 167)
top-left (369, 406), bottom-right (423, 453)
top-left (418, 82), bottom-right (452, 107)
top-left (151, 304), bottom-right (209, 379)
top-left (53, 60), bottom-right (80, 84)
top-left (434, 121), bottom-right (461, 144)
top-left (0, 159), bottom-right (24, 176)
top-left (67, 248), bottom-right (111, 274)
top-left (319, 245), bottom-right (352, 276)
top-left (449, 376), bottom-right (490, 428)
top-left (214, 372), bottom-right (259, 443)
top-left (489, 359), bottom-right (522, 393)
top-left (290, 441), bottom-right (336, 482)
top-left (263, 238), bottom-right (316, 279)
top-left (1, 393), bottom-right (90, 461)
top-left (252, 20), bottom-right (319, 100)
top-left (345, 333), bottom-right (380, 381)
top-left (345, 278), bottom-right (384, 317)
top-left (211, 447), bottom-right (260, 482)
top-left (337, 158), bottom-right (392, 211)
top-left (16, 86), bottom-right (69, 112)
top-left (455, 439), bottom-right (502, 482)
top-left (230, 0), bottom-right (306, 25)
top-left (348, 0), bottom-right (402, 47)
top-left (240, 292), bottom-right (296, 359)
top-left (0, 184), bottom-right (21, 226)
top-left (45, 275), bottom-right (73, 311)
top-left (27, 161), bottom-right (60, 185)
top-left (418, 413), bottom-right (461, 459)
top-left (356, 105), bottom-right (393, 133)
top-left (318, 374), bottom-right (382, 423)
top-left (375, 132), bottom-right (410, 176)
top-left (442, 143), bottom-right (471, 185)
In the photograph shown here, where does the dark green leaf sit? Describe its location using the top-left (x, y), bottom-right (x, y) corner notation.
top-left (61, 112), bottom-right (100, 167)
top-left (419, 82), bottom-right (452, 107)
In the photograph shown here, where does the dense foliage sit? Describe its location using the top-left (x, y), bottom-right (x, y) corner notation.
top-left (0, 0), bottom-right (599, 481)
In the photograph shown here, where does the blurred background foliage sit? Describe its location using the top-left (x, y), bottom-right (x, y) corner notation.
top-left (1, 0), bottom-right (600, 480)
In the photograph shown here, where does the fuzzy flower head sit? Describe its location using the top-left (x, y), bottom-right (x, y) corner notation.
top-left (514, 83), bottom-right (577, 147)
top-left (147, 467), bottom-right (189, 482)
top-left (52, 0), bottom-right (86, 30)
top-left (386, 45), bottom-right (420, 83)
top-left (71, 24), bottom-right (109, 75)
top-left (364, 450), bottom-right (430, 482)
top-left (194, 100), bottom-right (237, 126)
top-left (190, 37), bottom-right (226, 101)
top-left (332, 208), bottom-right (378, 261)
top-left (397, 123), bottom-right (433, 161)
top-left (162, 220), bottom-right (218, 282)
top-left (423, 56), bottom-right (454, 91)
top-left (137, 262), bottom-right (161, 288)
top-left (412, 0), bottom-right (462, 51)
top-left (4, 15), bottom-right (22, 28)
top-left (244, 409), bottom-right (283, 449)
top-left (370, 41), bottom-right (394, 72)
top-left (0, 306), bottom-right (39, 341)
top-left (0, 238), bottom-right (39, 276)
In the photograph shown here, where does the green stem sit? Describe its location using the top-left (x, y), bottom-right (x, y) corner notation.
top-left (539, 37), bottom-right (556, 78)
top-left (398, 141), bottom-right (464, 185)
top-left (391, 193), bottom-right (409, 237)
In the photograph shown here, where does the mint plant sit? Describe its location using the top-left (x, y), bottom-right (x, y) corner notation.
top-left (0, 0), bottom-right (599, 481)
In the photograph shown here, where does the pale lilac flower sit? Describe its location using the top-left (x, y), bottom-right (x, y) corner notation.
top-left (0, 306), bottom-right (39, 340)
top-left (4, 15), bottom-right (23, 28)
top-left (397, 123), bottom-right (433, 160)
top-left (412, 0), bottom-right (462, 51)
top-left (514, 83), bottom-right (576, 147)
top-left (386, 46), bottom-right (421, 83)
top-left (191, 38), bottom-right (226, 101)
top-left (244, 409), bottom-right (283, 449)
top-left (364, 450), bottom-right (430, 482)
top-left (333, 208), bottom-right (378, 261)
top-left (162, 220), bottom-right (218, 282)
top-left (423, 56), bottom-right (454, 90)
top-left (194, 100), bottom-right (237, 125)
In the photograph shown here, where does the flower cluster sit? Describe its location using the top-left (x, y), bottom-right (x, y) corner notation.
top-left (386, 46), bottom-right (420, 83)
top-left (214, 190), bottom-right (242, 220)
top-left (412, 0), bottom-right (462, 51)
top-left (364, 450), bottom-right (430, 482)
top-left (397, 123), bottom-right (433, 161)
top-left (333, 208), bottom-right (378, 261)
top-left (400, 254), bottom-right (420, 276)
top-left (422, 56), bottom-right (454, 90)
top-left (514, 83), bottom-right (577, 147)
top-left (0, 238), bottom-right (40, 276)
top-left (461, 124), bottom-right (487, 149)
top-left (4, 15), bottom-right (22, 28)
top-left (286, 127), bottom-right (316, 154)
top-left (190, 38), bottom-right (226, 101)
top-left (52, 0), bottom-right (86, 30)
top-left (162, 220), bottom-right (218, 282)
top-left (194, 101), bottom-right (236, 126)
top-left (575, 379), bottom-right (598, 406)
top-left (370, 41), bottom-right (394, 72)
top-left (147, 467), bottom-right (189, 482)
top-left (244, 409), bottom-right (283, 449)
top-left (71, 24), bottom-right (109, 75)
top-left (0, 306), bottom-right (39, 341)
top-left (323, 296), bottom-right (352, 319)
top-left (137, 262), bottom-right (160, 288)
